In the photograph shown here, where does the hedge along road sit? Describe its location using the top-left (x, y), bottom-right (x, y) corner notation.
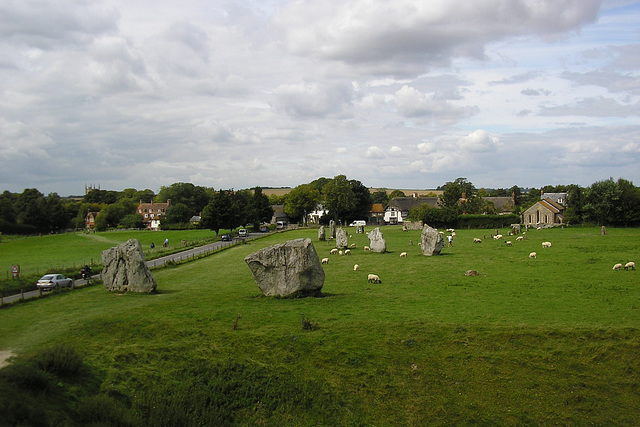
top-left (0, 234), bottom-right (258, 305)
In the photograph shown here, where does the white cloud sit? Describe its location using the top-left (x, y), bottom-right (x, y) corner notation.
top-left (365, 146), bottom-right (385, 159)
top-left (457, 130), bottom-right (499, 153)
top-left (1, 0), bottom-right (639, 195)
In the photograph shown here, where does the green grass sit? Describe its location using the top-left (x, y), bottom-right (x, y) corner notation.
top-left (0, 226), bottom-right (639, 425)
top-left (0, 229), bottom-right (223, 294)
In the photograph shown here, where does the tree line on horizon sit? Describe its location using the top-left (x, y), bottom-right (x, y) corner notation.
top-left (0, 176), bottom-right (639, 235)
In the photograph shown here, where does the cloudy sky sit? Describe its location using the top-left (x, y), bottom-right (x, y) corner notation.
top-left (1, 0), bottom-right (639, 196)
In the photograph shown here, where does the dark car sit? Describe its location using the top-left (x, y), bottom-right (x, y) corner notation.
top-left (221, 234), bottom-right (232, 241)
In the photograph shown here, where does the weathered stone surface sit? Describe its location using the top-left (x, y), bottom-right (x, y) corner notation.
top-left (244, 238), bottom-right (324, 297)
top-left (101, 239), bottom-right (157, 293)
top-left (368, 227), bottom-right (386, 253)
top-left (318, 226), bottom-right (326, 241)
top-left (420, 225), bottom-right (444, 256)
top-left (335, 227), bottom-right (348, 249)
top-left (329, 220), bottom-right (336, 238)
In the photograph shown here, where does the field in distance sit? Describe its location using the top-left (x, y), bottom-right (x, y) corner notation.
top-left (0, 225), bottom-right (638, 425)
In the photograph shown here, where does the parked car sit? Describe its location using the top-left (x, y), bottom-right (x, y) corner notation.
top-left (221, 234), bottom-right (232, 241)
top-left (37, 274), bottom-right (73, 291)
top-left (238, 228), bottom-right (248, 237)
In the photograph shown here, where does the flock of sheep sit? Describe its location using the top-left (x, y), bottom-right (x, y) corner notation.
top-left (320, 226), bottom-right (636, 285)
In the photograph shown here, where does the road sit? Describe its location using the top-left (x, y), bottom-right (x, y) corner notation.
top-left (0, 234), bottom-right (257, 305)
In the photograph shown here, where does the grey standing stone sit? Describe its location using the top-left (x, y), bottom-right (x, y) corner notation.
top-left (101, 239), bottom-right (157, 293)
top-left (420, 225), bottom-right (444, 256)
top-left (368, 227), bottom-right (386, 253)
top-left (244, 238), bottom-right (324, 297)
top-left (318, 226), bottom-right (326, 241)
top-left (335, 227), bottom-right (348, 249)
top-left (329, 220), bottom-right (336, 238)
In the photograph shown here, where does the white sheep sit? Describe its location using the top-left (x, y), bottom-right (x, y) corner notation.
top-left (321, 258), bottom-right (329, 264)
top-left (516, 236), bottom-right (524, 241)
top-left (344, 249), bottom-right (351, 255)
top-left (529, 252), bottom-right (537, 259)
top-left (364, 246), bottom-right (371, 251)
top-left (353, 264), bottom-right (359, 271)
top-left (400, 252), bottom-right (407, 258)
top-left (473, 238), bottom-right (482, 243)
top-left (505, 241), bottom-right (512, 246)
top-left (330, 248), bottom-right (338, 255)
top-left (493, 234), bottom-right (503, 240)
top-left (349, 243), bottom-right (356, 248)
top-left (367, 273), bottom-right (381, 283)
top-left (542, 241), bottom-right (552, 248)
top-left (339, 250), bottom-right (343, 256)
top-left (613, 263), bottom-right (623, 270)
top-left (625, 262), bottom-right (635, 270)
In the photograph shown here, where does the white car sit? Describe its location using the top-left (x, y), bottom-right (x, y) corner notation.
top-left (37, 274), bottom-right (73, 291)
top-left (238, 228), bottom-right (248, 237)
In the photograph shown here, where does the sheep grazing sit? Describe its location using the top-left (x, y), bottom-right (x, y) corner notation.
top-left (493, 234), bottom-right (503, 240)
top-left (364, 246), bottom-right (371, 251)
top-left (542, 241), bottom-right (552, 248)
top-left (344, 249), bottom-right (351, 255)
top-left (473, 238), bottom-right (482, 243)
top-left (321, 258), bottom-right (329, 265)
top-left (400, 252), bottom-right (407, 258)
top-left (367, 273), bottom-right (381, 283)
top-left (516, 236), bottom-right (524, 241)
top-left (349, 243), bottom-right (356, 248)
top-left (353, 264), bottom-right (359, 271)
top-left (446, 228), bottom-right (455, 233)
top-left (330, 248), bottom-right (338, 255)
top-left (625, 262), bottom-right (636, 270)
top-left (613, 263), bottom-right (623, 270)
top-left (338, 250), bottom-right (343, 256)
top-left (505, 241), bottom-right (512, 246)
top-left (529, 252), bottom-right (537, 259)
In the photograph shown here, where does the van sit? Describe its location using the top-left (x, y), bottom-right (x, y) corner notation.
top-left (349, 220), bottom-right (366, 227)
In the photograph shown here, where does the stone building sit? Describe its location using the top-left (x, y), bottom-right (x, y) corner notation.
top-left (522, 198), bottom-right (565, 226)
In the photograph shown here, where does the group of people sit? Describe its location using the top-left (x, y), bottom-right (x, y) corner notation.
top-left (150, 238), bottom-right (169, 250)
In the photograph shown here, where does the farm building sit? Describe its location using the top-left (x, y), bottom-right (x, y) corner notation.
top-left (522, 198), bottom-right (565, 226)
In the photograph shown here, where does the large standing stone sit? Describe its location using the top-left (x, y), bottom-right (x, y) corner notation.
top-left (101, 239), bottom-right (157, 293)
top-left (244, 238), bottom-right (324, 297)
top-left (368, 227), bottom-right (386, 253)
top-left (421, 225), bottom-right (444, 256)
top-left (329, 220), bottom-right (336, 238)
top-left (335, 227), bottom-right (348, 249)
top-left (318, 226), bottom-right (326, 241)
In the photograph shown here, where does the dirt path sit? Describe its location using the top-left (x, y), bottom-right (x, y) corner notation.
top-left (0, 350), bottom-right (16, 369)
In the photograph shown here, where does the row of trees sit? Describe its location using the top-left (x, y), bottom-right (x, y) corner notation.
top-left (412, 177), bottom-right (640, 227)
top-left (1, 176), bottom-right (638, 234)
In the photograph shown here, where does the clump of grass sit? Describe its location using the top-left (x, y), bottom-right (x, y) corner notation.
top-left (4, 360), bottom-right (54, 391)
top-left (76, 394), bottom-right (137, 426)
top-left (34, 344), bottom-right (83, 377)
top-left (301, 313), bottom-right (318, 331)
top-left (232, 313), bottom-right (242, 330)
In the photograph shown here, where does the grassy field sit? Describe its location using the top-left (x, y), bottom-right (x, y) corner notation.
top-left (0, 226), bottom-right (639, 425)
